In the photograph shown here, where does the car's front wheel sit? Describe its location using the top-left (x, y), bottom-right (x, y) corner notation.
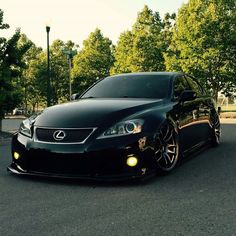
top-left (154, 123), bottom-right (180, 174)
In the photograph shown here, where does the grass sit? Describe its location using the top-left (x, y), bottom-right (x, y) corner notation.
top-left (218, 105), bottom-right (236, 112)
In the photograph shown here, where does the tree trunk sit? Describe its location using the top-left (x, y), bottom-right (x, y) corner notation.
top-left (24, 85), bottom-right (28, 114)
top-left (213, 89), bottom-right (219, 104)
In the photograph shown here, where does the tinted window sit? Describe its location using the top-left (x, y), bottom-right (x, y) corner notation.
top-left (174, 76), bottom-right (191, 97)
top-left (185, 76), bottom-right (204, 96)
top-left (81, 74), bottom-right (171, 99)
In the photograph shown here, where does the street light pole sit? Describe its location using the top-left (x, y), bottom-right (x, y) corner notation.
top-left (68, 55), bottom-right (72, 100)
top-left (62, 49), bottom-right (77, 101)
top-left (46, 25), bottom-right (51, 107)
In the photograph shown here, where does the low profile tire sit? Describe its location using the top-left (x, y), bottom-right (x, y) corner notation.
top-left (211, 112), bottom-right (221, 147)
top-left (154, 123), bottom-right (180, 174)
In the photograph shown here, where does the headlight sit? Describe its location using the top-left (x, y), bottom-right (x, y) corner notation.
top-left (19, 119), bottom-right (32, 137)
top-left (99, 119), bottom-right (144, 138)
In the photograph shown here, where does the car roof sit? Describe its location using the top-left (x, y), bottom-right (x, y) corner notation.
top-left (109, 72), bottom-right (184, 78)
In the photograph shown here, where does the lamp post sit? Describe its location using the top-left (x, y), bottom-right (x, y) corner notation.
top-left (46, 25), bottom-right (51, 107)
top-left (62, 49), bottom-right (77, 100)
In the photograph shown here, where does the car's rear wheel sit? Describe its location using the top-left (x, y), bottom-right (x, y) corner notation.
top-left (154, 123), bottom-right (179, 174)
top-left (211, 112), bottom-right (221, 146)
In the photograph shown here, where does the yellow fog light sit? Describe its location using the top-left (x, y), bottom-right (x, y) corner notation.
top-left (126, 155), bottom-right (138, 167)
top-left (13, 152), bottom-right (20, 160)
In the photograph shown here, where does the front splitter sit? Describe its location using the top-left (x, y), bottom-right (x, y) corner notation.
top-left (7, 163), bottom-right (155, 181)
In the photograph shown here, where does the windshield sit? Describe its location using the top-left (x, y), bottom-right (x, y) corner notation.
top-left (81, 74), bottom-right (171, 99)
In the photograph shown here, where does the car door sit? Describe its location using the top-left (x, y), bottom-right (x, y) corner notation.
top-left (185, 75), bottom-right (212, 144)
top-left (171, 75), bottom-right (199, 152)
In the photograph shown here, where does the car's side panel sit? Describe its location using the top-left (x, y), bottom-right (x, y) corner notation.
top-left (171, 75), bottom-right (197, 152)
top-left (170, 75), bottom-right (215, 153)
top-left (174, 101), bottom-right (196, 151)
top-left (185, 75), bottom-right (213, 145)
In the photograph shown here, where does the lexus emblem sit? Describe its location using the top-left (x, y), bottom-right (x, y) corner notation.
top-left (53, 130), bottom-right (66, 141)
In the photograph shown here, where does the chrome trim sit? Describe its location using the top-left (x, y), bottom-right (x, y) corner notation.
top-left (97, 132), bottom-right (136, 139)
top-left (53, 130), bottom-right (66, 141)
top-left (33, 126), bottom-right (97, 144)
top-left (16, 164), bottom-right (27, 172)
top-left (8, 166), bottom-right (21, 174)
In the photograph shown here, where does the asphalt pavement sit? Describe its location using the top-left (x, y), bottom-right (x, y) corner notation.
top-left (0, 124), bottom-right (236, 236)
top-left (1, 117), bottom-right (24, 133)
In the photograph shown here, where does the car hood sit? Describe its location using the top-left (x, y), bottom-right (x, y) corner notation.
top-left (34, 98), bottom-right (164, 128)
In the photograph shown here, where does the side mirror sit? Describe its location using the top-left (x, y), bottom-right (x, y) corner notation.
top-left (179, 90), bottom-right (196, 102)
top-left (71, 93), bottom-right (80, 101)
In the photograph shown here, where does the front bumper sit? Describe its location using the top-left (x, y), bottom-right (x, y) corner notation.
top-left (9, 132), bottom-right (157, 180)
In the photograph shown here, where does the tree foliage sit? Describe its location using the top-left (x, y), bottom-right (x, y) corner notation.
top-left (72, 28), bottom-right (114, 93)
top-left (110, 31), bottom-right (133, 74)
top-left (111, 6), bottom-right (175, 74)
top-left (0, 9), bottom-right (32, 120)
top-left (22, 39), bottom-right (77, 110)
top-left (20, 34), bottom-right (43, 112)
top-left (164, 0), bottom-right (236, 101)
top-left (0, 9), bottom-right (10, 119)
top-left (1, 1), bottom-right (236, 115)
top-left (50, 40), bottom-right (75, 103)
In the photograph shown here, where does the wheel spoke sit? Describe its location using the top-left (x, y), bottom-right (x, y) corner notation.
top-left (155, 124), bottom-right (179, 171)
top-left (162, 126), bottom-right (170, 140)
top-left (164, 128), bottom-right (172, 142)
top-left (155, 149), bottom-right (161, 155)
top-left (167, 144), bottom-right (176, 148)
top-left (165, 133), bottom-right (173, 142)
top-left (163, 153), bottom-right (169, 165)
top-left (166, 153), bottom-right (175, 163)
top-left (167, 149), bottom-right (175, 154)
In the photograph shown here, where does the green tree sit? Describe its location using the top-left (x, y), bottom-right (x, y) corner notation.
top-left (111, 5), bottom-right (173, 74)
top-left (131, 5), bottom-right (165, 71)
top-left (28, 51), bottom-right (48, 110)
top-left (0, 9), bottom-right (10, 123)
top-left (20, 34), bottom-right (43, 113)
top-left (50, 39), bottom-right (76, 104)
top-left (23, 39), bottom-right (77, 108)
top-left (0, 9), bottom-right (32, 130)
top-left (72, 28), bottom-right (114, 93)
top-left (164, 0), bottom-right (236, 101)
top-left (110, 31), bottom-right (133, 74)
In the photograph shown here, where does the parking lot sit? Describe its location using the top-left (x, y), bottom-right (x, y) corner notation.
top-left (1, 117), bottom-right (24, 133)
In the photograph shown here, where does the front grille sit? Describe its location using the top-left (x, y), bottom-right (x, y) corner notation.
top-left (35, 128), bottom-right (94, 143)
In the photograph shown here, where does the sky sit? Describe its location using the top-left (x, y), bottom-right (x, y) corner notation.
top-left (0, 0), bottom-right (188, 48)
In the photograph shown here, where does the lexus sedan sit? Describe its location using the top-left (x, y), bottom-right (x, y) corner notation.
top-left (8, 72), bottom-right (221, 180)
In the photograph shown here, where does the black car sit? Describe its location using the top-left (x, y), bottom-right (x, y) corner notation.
top-left (8, 72), bottom-right (221, 180)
